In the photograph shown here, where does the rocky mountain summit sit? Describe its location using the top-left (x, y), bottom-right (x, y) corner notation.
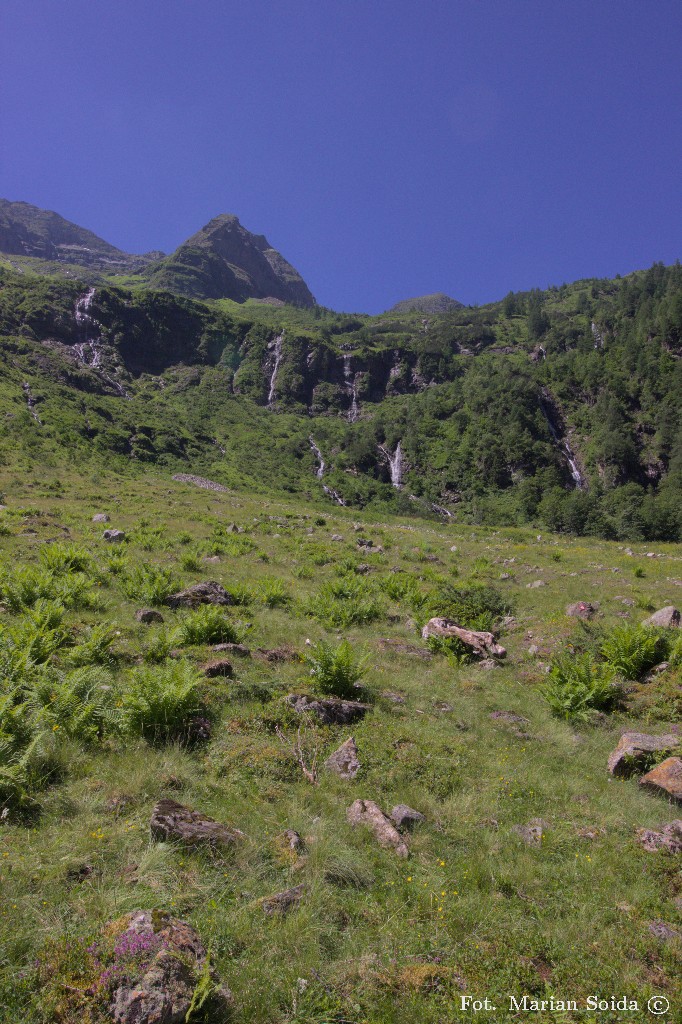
top-left (387, 291), bottom-right (463, 314)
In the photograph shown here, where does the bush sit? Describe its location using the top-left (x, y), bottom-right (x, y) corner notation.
top-left (306, 639), bottom-right (366, 699)
top-left (428, 582), bottom-right (510, 631)
top-left (142, 628), bottom-right (175, 664)
top-left (425, 633), bottom-right (472, 665)
top-left (119, 662), bottom-right (205, 742)
top-left (174, 604), bottom-right (240, 646)
top-left (120, 563), bottom-right (179, 606)
top-left (600, 624), bottom-right (665, 680)
top-left (542, 654), bottom-right (621, 721)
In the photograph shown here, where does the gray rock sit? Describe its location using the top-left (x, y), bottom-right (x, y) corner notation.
top-left (331, 534), bottom-right (344, 541)
top-left (347, 799), bottom-right (409, 857)
top-left (325, 737), bottom-right (361, 779)
top-left (477, 658), bottom-right (499, 670)
top-left (103, 529), bottom-right (126, 543)
top-left (166, 581), bottom-right (233, 608)
top-left (286, 694), bottom-right (370, 725)
top-left (92, 513), bottom-right (110, 523)
top-left (381, 690), bottom-right (406, 704)
top-left (527, 580), bottom-right (545, 589)
top-left (203, 555), bottom-right (221, 563)
top-left (527, 644), bottom-right (539, 655)
top-left (280, 829), bottom-right (303, 852)
top-left (201, 658), bottom-right (233, 678)
top-left (566, 601), bottom-right (598, 619)
top-left (171, 473), bottom-right (228, 492)
top-left (260, 883), bottom-right (306, 916)
top-left (490, 710), bottom-right (529, 725)
top-left (390, 804), bottom-right (425, 830)
top-left (135, 608), bottom-right (164, 624)
top-left (150, 799), bottom-right (243, 847)
top-left (213, 642), bottom-right (250, 657)
top-left (109, 910), bottom-right (231, 1024)
top-left (643, 606), bottom-right (681, 629)
top-left (607, 732), bottom-right (679, 777)
top-left (513, 818), bottom-right (547, 846)
top-left (648, 920), bottom-right (681, 942)
top-left (635, 820), bottom-right (682, 853)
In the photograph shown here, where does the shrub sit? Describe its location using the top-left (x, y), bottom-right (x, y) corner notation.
top-left (600, 624), bottom-right (665, 680)
top-left (306, 639), bottom-right (366, 699)
top-left (174, 605), bottom-right (240, 646)
top-left (104, 551), bottom-right (128, 576)
top-left (428, 582), bottom-right (510, 631)
top-left (120, 662), bottom-right (205, 743)
top-left (142, 628), bottom-right (175, 664)
top-left (542, 654), bottom-right (621, 721)
top-left (425, 633), bottom-right (472, 665)
top-left (121, 564), bottom-right (179, 606)
top-left (30, 667), bottom-right (118, 742)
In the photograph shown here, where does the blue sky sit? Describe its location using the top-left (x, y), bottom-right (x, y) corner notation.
top-left (1, 0), bottom-right (681, 312)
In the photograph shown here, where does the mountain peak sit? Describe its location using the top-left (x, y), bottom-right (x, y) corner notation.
top-left (387, 292), bottom-right (463, 314)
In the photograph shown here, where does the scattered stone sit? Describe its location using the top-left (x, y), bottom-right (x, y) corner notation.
top-left (382, 690), bottom-right (406, 705)
top-left (331, 534), bottom-right (344, 541)
top-left (432, 700), bottom-right (454, 712)
top-left (527, 644), bottom-right (539, 656)
top-left (421, 618), bottom-right (506, 659)
top-left (566, 601), bottom-right (598, 619)
top-left (499, 572), bottom-right (512, 580)
top-left (109, 909), bottom-right (231, 1023)
top-left (171, 473), bottom-right (228, 492)
top-left (390, 804), bottom-right (425, 830)
top-left (643, 606), bottom-right (681, 629)
top-left (648, 920), bottom-right (681, 942)
top-left (527, 580), bottom-right (545, 589)
top-left (477, 658), bottom-right (499, 670)
top-left (260, 883), bottom-right (306, 916)
top-left (203, 555), bottom-right (221, 563)
top-left (450, 545), bottom-right (458, 552)
top-left (355, 563), bottom-right (371, 574)
top-left (635, 820), bottom-right (682, 853)
top-left (378, 637), bottom-right (432, 659)
top-left (347, 799), bottom-right (409, 857)
top-left (256, 645), bottom-right (298, 663)
top-left (150, 799), bottom-right (243, 847)
top-left (607, 732), bottom-right (679, 777)
top-left (213, 642), bottom-right (250, 657)
top-left (644, 662), bottom-right (670, 682)
top-left (513, 818), bottom-right (547, 846)
top-left (280, 829), bottom-right (303, 852)
top-left (639, 758), bottom-right (682, 803)
top-left (201, 658), bottom-right (233, 678)
top-left (286, 694), bottom-right (370, 725)
top-left (135, 608), bottom-right (164, 624)
top-left (92, 513), bottom-right (110, 523)
top-left (325, 737), bottom-right (361, 779)
top-left (103, 529), bottom-right (126, 543)
top-left (166, 581), bottom-right (233, 608)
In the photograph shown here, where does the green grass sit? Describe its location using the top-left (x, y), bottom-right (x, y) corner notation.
top-left (0, 461), bottom-right (680, 1023)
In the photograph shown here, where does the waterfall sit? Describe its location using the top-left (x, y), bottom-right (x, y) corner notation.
top-left (309, 436), bottom-right (325, 478)
top-left (323, 485), bottom-right (347, 506)
top-left (378, 441), bottom-right (404, 489)
top-left (267, 334), bottom-right (284, 407)
top-left (591, 322), bottom-right (604, 349)
top-left (22, 382), bottom-right (42, 425)
top-left (73, 288), bottom-right (130, 398)
top-left (539, 393), bottom-right (585, 490)
top-left (342, 353), bottom-right (359, 422)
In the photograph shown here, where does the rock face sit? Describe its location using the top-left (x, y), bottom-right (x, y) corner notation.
top-left (390, 804), bottom-right (425, 830)
top-left (286, 694), bottom-right (370, 725)
top-left (607, 732), bottom-right (679, 777)
top-left (421, 618), bottom-right (506, 659)
top-left (165, 581), bottom-right (233, 608)
top-left (109, 909), bottom-right (230, 1024)
top-left (150, 799), bottom-right (243, 847)
top-left (347, 799), bottom-right (409, 857)
top-left (639, 758), bottom-right (682, 803)
top-left (643, 606), bottom-right (681, 628)
top-left (636, 820), bottom-right (682, 853)
top-left (325, 737), bottom-right (361, 779)
top-left (144, 213), bottom-right (315, 306)
top-left (566, 601), bottom-right (598, 619)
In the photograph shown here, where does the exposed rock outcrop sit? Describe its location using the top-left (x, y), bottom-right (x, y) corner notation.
top-left (150, 799), bottom-right (243, 847)
top-left (607, 732), bottom-right (679, 778)
top-left (347, 799), bottom-right (409, 857)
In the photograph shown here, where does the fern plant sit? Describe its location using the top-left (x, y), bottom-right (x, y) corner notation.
top-left (600, 624), bottom-right (664, 680)
top-left (542, 654), bottom-right (621, 722)
top-left (306, 639), bottom-right (366, 699)
top-left (120, 662), bottom-right (205, 742)
top-left (121, 563), bottom-right (179, 606)
top-left (174, 605), bottom-right (240, 646)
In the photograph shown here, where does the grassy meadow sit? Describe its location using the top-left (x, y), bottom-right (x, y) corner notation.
top-left (0, 463), bottom-right (680, 1023)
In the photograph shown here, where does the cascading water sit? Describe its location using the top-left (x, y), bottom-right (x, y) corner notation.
top-left (267, 334), bottom-right (284, 407)
top-left (342, 353), bottom-right (359, 422)
top-left (539, 392), bottom-right (585, 490)
top-left (378, 441), bottom-right (404, 489)
top-left (309, 437), bottom-right (325, 478)
top-left (73, 288), bottom-right (130, 398)
top-left (22, 382), bottom-right (42, 425)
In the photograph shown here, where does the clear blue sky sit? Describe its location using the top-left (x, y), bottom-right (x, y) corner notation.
top-left (1, 1), bottom-right (681, 312)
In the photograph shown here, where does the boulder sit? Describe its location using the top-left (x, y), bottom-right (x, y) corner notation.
top-left (513, 818), bottom-right (547, 846)
top-left (607, 732), bottom-right (679, 778)
top-left (165, 581), bottom-right (233, 608)
top-left (421, 618), bottom-right (506, 659)
top-left (635, 820), bottom-right (682, 853)
top-left (279, 829), bottom-right (303, 852)
top-left (286, 694), bottom-right (370, 725)
top-left (103, 529), bottom-right (126, 543)
top-left (643, 606), bottom-right (681, 629)
top-left (527, 580), bottom-right (545, 589)
top-left (347, 799), bottom-right (409, 857)
top-left (150, 799), bottom-right (243, 847)
top-left (639, 758), bottom-right (682, 803)
top-left (213, 642), bottom-right (250, 657)
top-left (109, 910), bottom-right (231, 1024)
top-left (92, 513), bottom-right (110, 523)
top-left (390, 804), bottom-right (425, 830)
top-left (325, 737), bottom-right (361, 779)
top-left (201, 658), bottom-right (233, 678)
top-left (135, 608), bottom-right (164, 624)
top-left (566, 601), bottom-right (598, 619)
top-left (260, 883), bottom-right (306, 916)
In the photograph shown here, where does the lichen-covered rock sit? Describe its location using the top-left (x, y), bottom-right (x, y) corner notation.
top-left (421, 618), bottom-right (506, 659)
top-left (635, 820), bottom-right (682, 853)
top-left (643, 606), bottom-right (681, 629)
top-left (347, 799), bottom-right (409, 857)
top-left (607, 732), bottom-right (679, 777)
top-left (150, 799), bottom-right (243, 847)
top-left (286, 694), bottom-right (370, 725)
top-left (325, 737), bottom-right (361, 779)
top-left (639, 758), bottom-right (682, 803)
top-left (165, 581), bottom-right (233, 608)
top-left (390, 804), bottom-right (425, 830)
top-left (109, 910), bottom-right (231, 1023)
